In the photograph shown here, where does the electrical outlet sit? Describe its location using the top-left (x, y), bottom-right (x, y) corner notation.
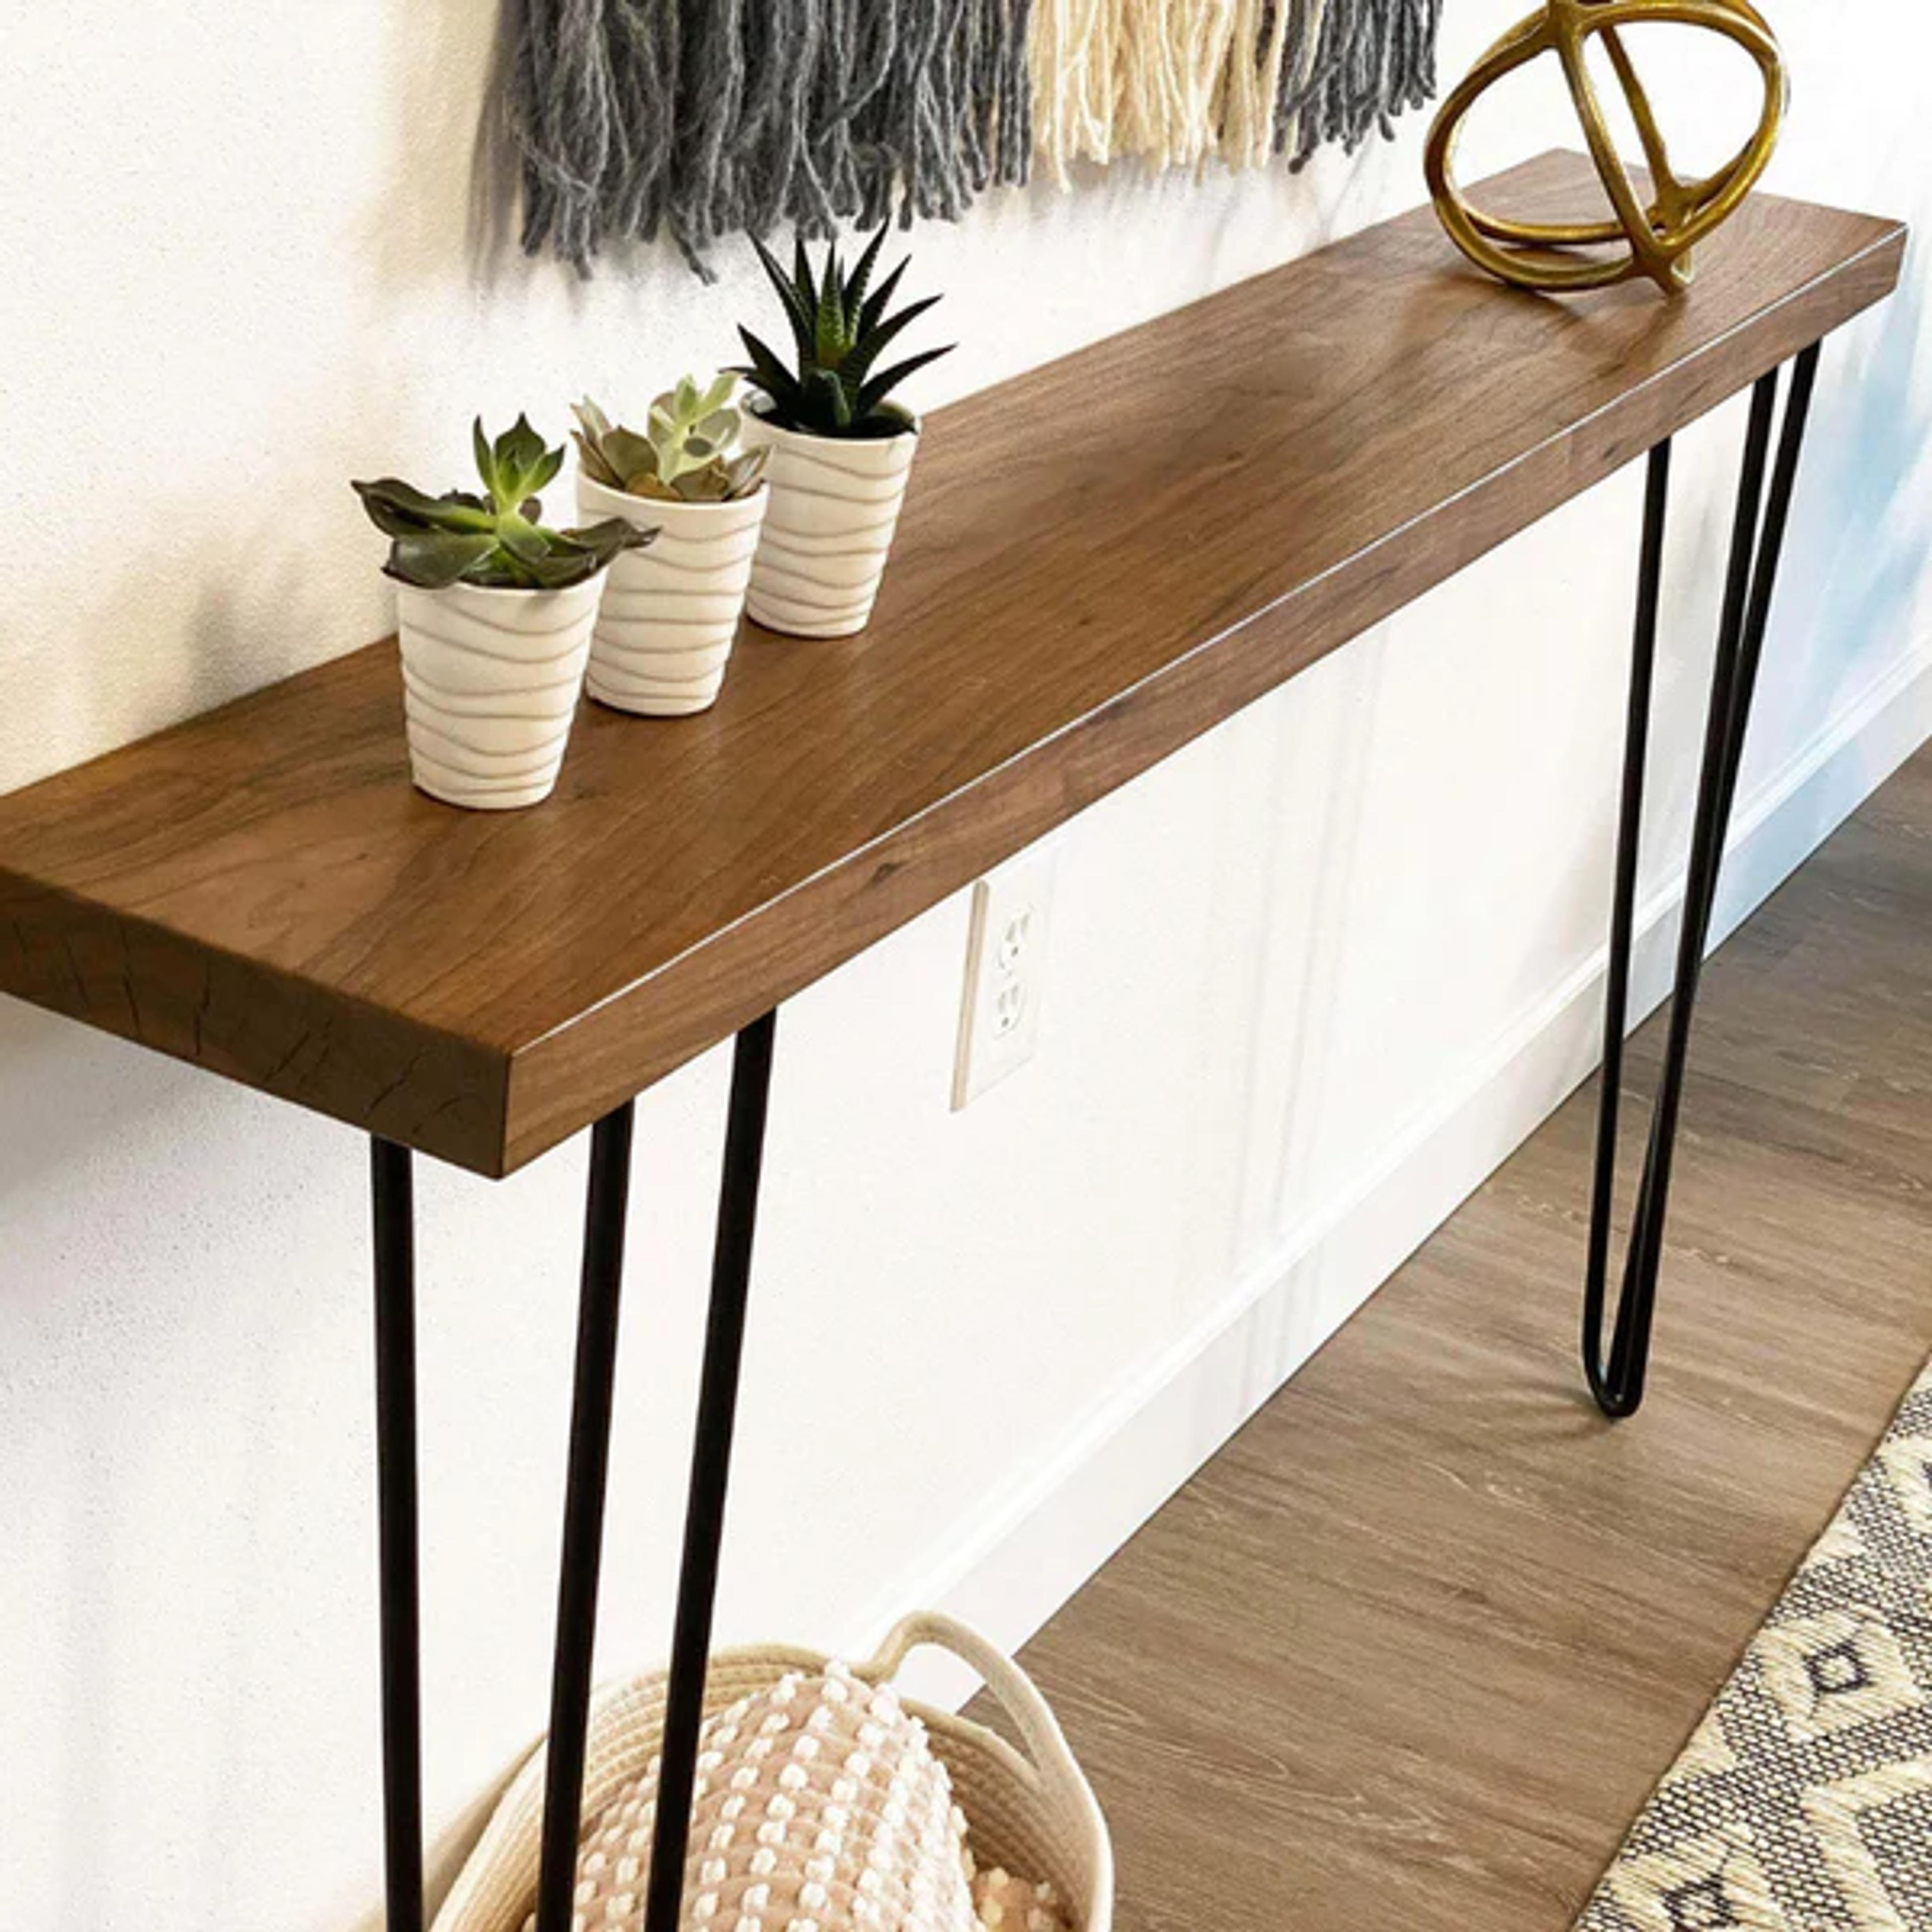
top-left (952, 849), bottom-right (1055, 1109)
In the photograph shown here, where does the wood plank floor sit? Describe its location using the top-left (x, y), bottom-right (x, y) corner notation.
top-left (1010, 747), bottom-right (1932, 1932)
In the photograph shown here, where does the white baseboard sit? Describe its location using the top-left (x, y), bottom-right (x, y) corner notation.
top-left (867, 643), bottom-right (1932, 1702)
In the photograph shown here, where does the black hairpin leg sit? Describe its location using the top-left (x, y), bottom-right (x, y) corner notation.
top-left (521, 1014), bottom-right (777, 1932)
top-left (372, 1138), bottom-right (425, 1932)
top-left (642, 1010), bottom-right (777, 1932)
top-left (372, 1109), bottom-right (638, 1932)
top-left (534, 1101), bottom-right (638, 1932)
top-left (370, 1016), bottom-right (777, 1932)
top-left (1584, 344), bottom-right (1822, 1418)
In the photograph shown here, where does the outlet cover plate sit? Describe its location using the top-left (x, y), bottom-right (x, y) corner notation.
top-left (952, 849), bottom-right (1055, 1109)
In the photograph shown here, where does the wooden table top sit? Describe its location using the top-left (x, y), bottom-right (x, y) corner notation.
top-left (0, 154), bottom-right (1903, 1177)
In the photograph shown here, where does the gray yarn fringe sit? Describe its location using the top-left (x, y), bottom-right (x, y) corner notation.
top-left (1276, 0), bottom-right (1443, 167)
top-left (507, 0), bottom-right (1034, 276)
top-left (503, 0), bottom-right (1439, 275)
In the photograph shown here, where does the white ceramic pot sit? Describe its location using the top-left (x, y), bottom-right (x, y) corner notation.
top-left (739, 413), bottom-right (919, 637)
top-left (576, 474), bottom-right (767, 715)
top-left (394, 576), bottom-right (601, 811)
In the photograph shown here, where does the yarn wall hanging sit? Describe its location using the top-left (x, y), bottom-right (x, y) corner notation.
top-left (502, 0), bottom-right (1444, 275)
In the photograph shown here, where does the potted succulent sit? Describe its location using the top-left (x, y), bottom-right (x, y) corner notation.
top-left (735, 227), bottom-right (952, 638)
top-left (353, 417), bottom-right (650, 811)
top-left (572, 378), bottom-right (769, 715)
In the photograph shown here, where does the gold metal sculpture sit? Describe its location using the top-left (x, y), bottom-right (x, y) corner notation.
top-left (1425, 0), bottom-right (1788, 295)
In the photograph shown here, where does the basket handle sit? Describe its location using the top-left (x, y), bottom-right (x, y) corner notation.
top-left (866, 1612), bottom-right (1092, 1809)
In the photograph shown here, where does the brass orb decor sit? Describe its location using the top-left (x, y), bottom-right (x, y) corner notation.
top-left (1425, 0), bottom-right (1788, 296)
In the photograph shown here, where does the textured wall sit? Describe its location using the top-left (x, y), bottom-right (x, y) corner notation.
top-left (2, 8), bottom-right (1928, 1928)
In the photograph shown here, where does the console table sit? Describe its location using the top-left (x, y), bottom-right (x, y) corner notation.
top-left (0, 153), bottom-right (1903, 1932)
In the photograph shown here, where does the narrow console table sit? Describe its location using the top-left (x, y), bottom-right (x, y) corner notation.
top-left (0, 153), bottom-right (1903, 1932)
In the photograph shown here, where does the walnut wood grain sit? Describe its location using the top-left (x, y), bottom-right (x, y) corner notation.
top-left (0, 153), bottom-right (1905, 1176)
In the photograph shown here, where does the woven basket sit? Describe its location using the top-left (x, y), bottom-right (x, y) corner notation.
top-left (433, 1613), bottom-right (1112, 1932)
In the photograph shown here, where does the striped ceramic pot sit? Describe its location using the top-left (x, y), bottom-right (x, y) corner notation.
top-left (577, 475), bottom-right (766, 715)
top-left (740, 414), bottom-right (919, 637)
top-left (394, 576), bottom-right (601, 811)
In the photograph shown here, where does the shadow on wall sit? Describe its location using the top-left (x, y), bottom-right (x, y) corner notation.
top-left (0, 1002), bottom-right (186, 1215)
top-left (0, 1014), bottom-right (318, 1928)
top-left (1783, 262), bottom-right (1932, 717)
top-left (0, 501), bottom-right (369, 802)
top-left (464, 0), bottom-right (527, 287)
top-left (99, 549), bottom-right (353, 785)
top-left (998, 126), bottom-right (1399, 305)
top-left (361, 0), bottom-right (527, 296)
top-left (1263, 637), bottom-right (1386, 1251)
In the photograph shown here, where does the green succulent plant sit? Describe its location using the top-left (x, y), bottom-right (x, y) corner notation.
top-left (736, 226), bottom-right (952, 439)
top-left (353, 415), bottom-right (655, 590)
top-left (572, 379), bottom-right (768, 504)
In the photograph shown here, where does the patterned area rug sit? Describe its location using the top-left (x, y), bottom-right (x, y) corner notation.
top-left (1578, 1360), bottom-right (1932, 1931)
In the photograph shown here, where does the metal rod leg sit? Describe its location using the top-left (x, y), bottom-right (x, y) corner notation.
top-left (534, 1102), bottom-right (638, 1932)
top-left (643, 1012), bottom-right (779, 1932)
top-left (1584, 346), bottom-right (1821, 1417)
top-left (1583, 438), bottom-right (1671, 1397)
top-left (371, 1138), bottom-right (425, 1932)
top-left (1586, 374), bottom-right (1777, 1413)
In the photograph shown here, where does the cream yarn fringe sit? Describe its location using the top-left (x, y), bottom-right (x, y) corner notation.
top-left (1033, 0), bottom-right (1333, 183)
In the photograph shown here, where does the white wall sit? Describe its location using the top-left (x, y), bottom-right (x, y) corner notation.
top-left (3, 9), bottom-right (1929, 1928)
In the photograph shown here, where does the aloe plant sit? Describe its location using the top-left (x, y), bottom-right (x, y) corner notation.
top-left (354, 415), bottom-right (654, 590)
top-left (572, 379), bottom-right (767, 504)
top-left (736, 227), bottom-right (952, 438)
